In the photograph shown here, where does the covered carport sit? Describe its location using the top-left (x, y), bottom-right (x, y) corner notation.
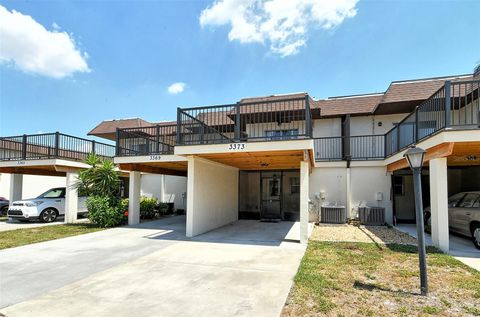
top-left (0, 132), bottom-right (117, 223)
top-left (0, 159), bottom-right (90, 223)
top-left (387, 132), bottom-right (480, 252)
top-left (114, 155), bottom-right (188, 226)
top-left (175, 139), bottom-right (314, 243)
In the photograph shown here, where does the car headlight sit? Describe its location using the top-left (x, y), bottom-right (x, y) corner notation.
top-left (25, 201), bottom-right (44, 207)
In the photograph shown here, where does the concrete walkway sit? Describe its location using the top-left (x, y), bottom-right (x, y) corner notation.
top-left (0, 217), bottom-right (89, 232)
top-left (396, 224), bottom-right (480, 271)
top-left (0, 216), bottom-right (305, 317)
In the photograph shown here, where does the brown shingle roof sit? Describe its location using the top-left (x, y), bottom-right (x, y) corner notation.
top-left (381, 74), bottom-right (473, 104)
top-left (312, 94), bottom-right (383, 117)
top-left (88, 118), bottom-right (153, 136)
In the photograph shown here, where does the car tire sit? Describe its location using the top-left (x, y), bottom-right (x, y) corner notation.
top-left (472, 224), bottom-right (480, 250)
top-left (424, 212), bottom-right (431, 233)
top-left (1, 206), bottom-right (8, 216)
top-left (39, 208), bottom-right (58, 223)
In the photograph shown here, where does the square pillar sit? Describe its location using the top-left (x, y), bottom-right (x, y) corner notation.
top-left (186, 157), bottom-right (195, 237)
top-left (346, 167), bottom-right (352, 218)
top-left (9, 174), bottom-right (23, 204)
top-left (429, 157), bottom-right (449, 252)
top-left (128, 171), bottom-right (141, 225)
top-left (186, 156), bottom-right (238, 238)
top-left (300, 161), bottom-right (309, 244)
top-left (65, 171), bottom-right (79, 224)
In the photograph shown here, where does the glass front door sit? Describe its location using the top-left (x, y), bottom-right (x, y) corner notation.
top-left (261, 173), bottom-right (282, 220)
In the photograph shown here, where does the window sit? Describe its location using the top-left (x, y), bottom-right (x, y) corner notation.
top-left (265, 129), bottom-right (299, 140)
top-left (448, 193), bottom-right (466, 207)
top-left (290, 177), bottom-right (300, 194)
top-left (38, 188), bottom-right (65, 199)
top-left (393, 176), bottom-right (404, 196)
top-left (458, 193), bottom-right (480, 208)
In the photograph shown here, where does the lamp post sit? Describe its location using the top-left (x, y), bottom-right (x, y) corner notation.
top-left (404, 146), bottom-right (428, 296)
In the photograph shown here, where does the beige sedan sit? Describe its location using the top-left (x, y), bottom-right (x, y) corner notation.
top-left (425, 191), bottom-right (480, 249)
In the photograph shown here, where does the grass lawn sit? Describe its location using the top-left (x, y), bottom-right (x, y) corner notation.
top-left (0, 216), bottom-right (8, 222)
top-left (0, 224), bottom-right (106, 250)
top-left (282, 241), bottom-right (480, 316)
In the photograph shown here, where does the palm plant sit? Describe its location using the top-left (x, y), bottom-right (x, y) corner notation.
top-left (76, 153), bottom-right (121, 197)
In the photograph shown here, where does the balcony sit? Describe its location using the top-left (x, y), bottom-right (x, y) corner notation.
top-left (116, 124), bottom-right (176, 156)
top-left (176, 95), bottom-right (313, 145)
top-left (315, 79), bottom-right (480, 162)
top-left (0, 132), bottom-right (115, 161)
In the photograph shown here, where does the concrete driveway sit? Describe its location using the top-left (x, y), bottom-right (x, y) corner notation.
top-left (396, 224), bottom-right (480, 271)
top-left (0, 216), bottom-right (305, 317)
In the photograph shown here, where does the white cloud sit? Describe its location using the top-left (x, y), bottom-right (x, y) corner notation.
top-left (0, 5), bottom-right (90, 78)
top-left (167, 82), bottom-right (186, 94)
top-left (200, 0), bottom-right (359, 57)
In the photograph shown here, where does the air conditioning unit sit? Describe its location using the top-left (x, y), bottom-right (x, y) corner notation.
top-left (320, 206), bottom-right (346, 224)
top-left (358, 207), bottom-right (385, 225)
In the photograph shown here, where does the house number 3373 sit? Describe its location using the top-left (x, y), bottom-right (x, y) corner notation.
top-left (228, 143), bottom-right (246, 150)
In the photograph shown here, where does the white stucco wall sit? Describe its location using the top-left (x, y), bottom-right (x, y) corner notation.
top-left (0, 173), bottom-right (66, 200)
top-left (309, 165), bottom-right (393, 224)
top-left (350, 167), bottom-right (393, 224)
top-left (312, 118), bottom-right (342, 138)
top-left (350, 113), bottom-right (408, 136)
top-left (140, 174), bottom-right (187, 210)
top-left (186, 157), bottom-right (239, 237)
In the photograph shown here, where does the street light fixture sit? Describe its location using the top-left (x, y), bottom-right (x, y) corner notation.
top-left (404, 146), bottom-right (428, 296)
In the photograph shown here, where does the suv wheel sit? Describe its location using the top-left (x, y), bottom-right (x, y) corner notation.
top-left (40, 208), bottom-right (58, 223)
top-left (1, 206), bottom-right (8, 216)
top-left (472, 224), bottom-right (480, 250)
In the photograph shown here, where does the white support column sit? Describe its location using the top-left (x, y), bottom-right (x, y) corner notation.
top-left (346, 167), bottom-right (352, 219)
top-left (9, 174), bottom-right (23, 204)
top-left (128, 171), bottom-right (141, 225)
top-left (300, 161), bottom-right (309, 244)
top-left (64, 171), bottom-right (79, 224)
top-left (186, 157), bottom-right (195, 237)
top-left (429, 157), bottom-right (449, 252)
top-left (160, 174), bottom-right (166, 203)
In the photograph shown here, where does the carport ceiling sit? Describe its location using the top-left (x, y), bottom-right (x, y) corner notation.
top-left (197, 150), bottom-right (309, 170)
top-left (118, 161), bottom-right (188, 176)
top-left (388, 142), bottom-right (480, 171)
top-left (0, 165), bottom-right (66, 176)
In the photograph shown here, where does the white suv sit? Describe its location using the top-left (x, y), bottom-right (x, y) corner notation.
top-left (7, 187), bottom-right (87, 223)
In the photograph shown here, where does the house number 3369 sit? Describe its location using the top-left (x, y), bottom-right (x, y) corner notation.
top-left (228, 143), bottom-right (246, 150)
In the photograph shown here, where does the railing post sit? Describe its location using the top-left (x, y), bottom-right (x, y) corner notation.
top-left (383, 134), bottom-right (387, 158)
top-left (92, 140), bottom-right (96, 155)
top-left (22, 134), bottom-right (27, 160)
top-left (115, 128), bottom-right (120, 156)
top-left (54, 132), bottom-right (60, 158)
top-left (305, 95), bottom-right (312, 138)
top-left (155, 125), bottom-right (160, 153)
top-left (235, 102), bottom-right (241, 141)
top-left (444, 80), bottom-right (451, 127)
top-left (415, 107), bottom-right (419, 142)
top-left (396, 125), bottom-right (400, 152)
top-left (176, 107), bottom-right (182, 145)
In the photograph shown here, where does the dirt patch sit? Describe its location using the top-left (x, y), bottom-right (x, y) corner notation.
top-left (310, 224), bottom-right (418, 245)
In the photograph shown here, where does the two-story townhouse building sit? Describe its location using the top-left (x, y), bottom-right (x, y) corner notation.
top-left (1, 72), bottom-right (479, 251)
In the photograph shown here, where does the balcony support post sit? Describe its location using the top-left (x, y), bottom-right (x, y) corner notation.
top-left (444, 80), bottom-right (451, 127)
top-left (235, 102), bottom-right (241, 141)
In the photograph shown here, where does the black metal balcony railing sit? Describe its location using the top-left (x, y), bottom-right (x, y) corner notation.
top-left (116, 124), bottom-right (176, 156)
top-left (176, 95), bottom-right (313, 145)
top-left (113, 79), bottom-right (478, 161)
top-left (385, 80), bottom-right (480, 156)
top-left (0, 132), bottom-right (115, 161)
top-left (314, 135), bottom-right (386, 161)
top-left (315, 79), bottom-right (479, 161)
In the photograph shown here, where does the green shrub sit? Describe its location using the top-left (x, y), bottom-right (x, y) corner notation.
top-left (140, 196), bottom-right (158, 219)
top-left (87, 196), bottom-right (125, 228)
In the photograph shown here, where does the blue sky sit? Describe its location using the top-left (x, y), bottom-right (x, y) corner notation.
top-left (0, 0), bottom-right (479, 141)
